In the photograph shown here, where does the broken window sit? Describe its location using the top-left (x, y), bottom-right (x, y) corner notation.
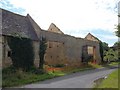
top-left (48, 42), bottom-right (52, 48)
top-left (88, 46), bottom-right (93, 55)
top-left (8, 51), bottom-right (11, 57)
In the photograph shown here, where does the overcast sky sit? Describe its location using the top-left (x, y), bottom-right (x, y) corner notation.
top-left (0, 0), bottom-right (119, 46)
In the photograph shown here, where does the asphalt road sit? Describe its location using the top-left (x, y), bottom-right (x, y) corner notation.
top-left (21, 66), bottom-right (118, 88)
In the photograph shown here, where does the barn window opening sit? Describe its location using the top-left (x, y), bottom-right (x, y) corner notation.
top-left (49, 46), bottom-right (52, 48)
top-left (8, 51), bottom-right (11, 57)
top-left (49, 43), bottom-right (52, 48)
top-left (51, 56), bottom-right (52, 59)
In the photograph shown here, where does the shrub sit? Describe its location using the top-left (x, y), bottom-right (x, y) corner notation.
top-left (104, 49), bottom-right (118, 62)
top-left (7, 36), bottom-right (34, 71)
top-left (82, 54), bottom-right (93, 63)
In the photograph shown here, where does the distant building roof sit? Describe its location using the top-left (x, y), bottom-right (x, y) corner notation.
top-left (1, 8), bottom-right (39, 40)
top-left (48, 23), bottom-right (64, 34)
top-left (85, 33), bottom-right (99, 42)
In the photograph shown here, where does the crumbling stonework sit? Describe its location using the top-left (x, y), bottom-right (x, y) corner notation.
top-left (1, 8), bottom-right (102, 68)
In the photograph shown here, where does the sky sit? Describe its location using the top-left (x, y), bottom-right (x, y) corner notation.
top-left (0, 0), bottom-right (119, 46)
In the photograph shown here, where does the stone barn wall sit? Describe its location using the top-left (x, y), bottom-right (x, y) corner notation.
top-left (1, 36), bottom-right (40, 68)
top-left (1, 30), bottom-right (101, 68)
top-left (1, 8), bottom-right (102, 68)
top-left (32, 41), bottom-right (39, 68)
top-left (40, 30), bottom-right (101, 66)
top-left (2, 36), bottom-right (12, 68)
top-left (0, 35), bottom-right (2, 67)
top-left (45, 41), bottom-right (66, 65)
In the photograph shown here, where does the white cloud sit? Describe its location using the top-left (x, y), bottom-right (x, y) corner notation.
top-left (5, 0), bottom-right (118, 31)
top-left (1, 0), bottom-right (119, 46)
top-left (95, 34), bottom-right (118, 46)
top-left (97, 34), bottom-right (118, 40)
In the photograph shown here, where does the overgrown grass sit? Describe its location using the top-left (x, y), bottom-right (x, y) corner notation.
top-left (2, 66), bottom-right (65, 87)
top-left (3, 71), bottom-right (52, 87)
top-left (88, 62), bottom-right (103, 68)
top-left (94, 69), bottom-right (119, 88)
top-left (108, 61), bottom-right (120, 66)
top-left (63, 66), bottom-right (94, 74)
top-left (2, 62), bottom-right (105, 87)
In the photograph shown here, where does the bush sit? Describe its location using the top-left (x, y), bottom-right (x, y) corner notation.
top-left (7, 36), bottom-right (34, 71)
top-left (104, 49), bottom-right (118, 62)
top-left (2, 65), bottom-right (16, 74)
top-left (82, 54), bottom-right (93, 63)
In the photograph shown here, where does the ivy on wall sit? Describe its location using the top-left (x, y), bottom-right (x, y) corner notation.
top-left (7, 36), bottom-right (34, 71)
top-left (99, 41), bottom-right (104, 62)
top-left (39, 37), bottom-right (47, 70)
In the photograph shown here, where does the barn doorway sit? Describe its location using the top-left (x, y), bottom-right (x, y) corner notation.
top-left (82, 45), bottom-right (96, 63)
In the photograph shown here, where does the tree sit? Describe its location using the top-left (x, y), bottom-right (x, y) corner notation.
top-left (116, 13), bottom-right (120, 37)
top-left (104, 49), bottom-right (118, 62)
top-left (115, 25), bottom-right (120, 37)
top-left (113, 41), bottom-right (120, 46)
top-left (102, 42), bottom-right (109, 51)
top-left (39, 37), bottom-right (47, 70)
top-left (113, 41), bottom-right (120, 60)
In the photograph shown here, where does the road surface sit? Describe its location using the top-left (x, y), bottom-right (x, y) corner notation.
top-left (21, 66), bottom-right (118, 88)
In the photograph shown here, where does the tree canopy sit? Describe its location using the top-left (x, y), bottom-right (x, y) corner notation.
top-left (104, 49), bottom-right (118, 62)
top-left (115, 25), bottom-right (120, 37)
top-left (102, 42), bottom-right (109, 51)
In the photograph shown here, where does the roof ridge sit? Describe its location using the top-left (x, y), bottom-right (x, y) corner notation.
top-left (1, 8), bottom-right (26, 17)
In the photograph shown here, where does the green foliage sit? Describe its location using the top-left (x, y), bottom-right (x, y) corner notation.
top-left (52, 64), bottom-right (65, 67)
top-left (102, 42), bottom-right (109, 51)
top-left (2, 70), bottom-right (54, 87)
top-left (99, 41), bottom-right (104, 62)
top-left (39, 37), bottom-right (47, 70)
top-left (113, 41), bottom-right (120, 47)
top-left (104, 49), bottom-right (118, 62)
top-left (115, 25), bottom-right (120, 37)
top-left (93, 37), bottom-right (109, 63)
top-left (82, 54), bottom-right (93, 63)
top-left (113, 41), bottom-right (120, 61)
top-left (96, 69), bottom-right (119, 88)
top-left (2, 62), bottom-right (96, 87)
top-left (7, 36), bottom-right (34, 71)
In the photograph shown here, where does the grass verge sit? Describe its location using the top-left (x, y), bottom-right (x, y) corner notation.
top-left (94, 69), bottom-right (119, 89)
top-left (2, 62), bottom-right (102, 87)
top-left (108, 61), bottom-right (120, 66)
top-left (2, 66), bottom-right (66, 87)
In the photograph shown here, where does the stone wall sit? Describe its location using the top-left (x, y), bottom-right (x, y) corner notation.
top-left (45, 41), bottom-right (65, 65)
top-left (33, 41), bottom-right (39, 67)
top-left (2, 36), bottom-right (12, 68)
top-left (0, 35), bottom-right (2, 67)
top-left (40, 30), bottom-right (101, 66)
top-left (2, 30), bottom-right (102, 68)
top-left (2, 36), bottom-right (40, 68)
